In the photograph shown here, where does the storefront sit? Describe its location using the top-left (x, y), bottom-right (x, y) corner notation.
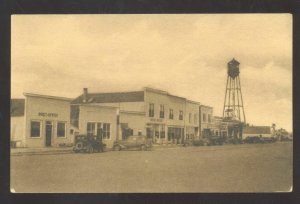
top-left (185, 126), bottom-right (198, 140)
top-left (167, 126), bottom-right (184, 144)
top-left (11, 93), bottom-right (73, 148)
top-left (145, 117), bottom-right (185, 144)
top-left (146, 122), bottom-right (167, 144)
top-left (77, 104), bottom-right (118, 148)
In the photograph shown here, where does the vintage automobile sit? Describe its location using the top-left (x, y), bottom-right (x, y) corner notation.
top-left (191, 139), bottom-right (204, 146)
top-left (260, 137), bottom-right (276, 143)
top-left (113, 135), bottom-right (152, 151)
top-left (191, 136), bottom-right (224, 147)
top-left (203, 135), bottom-right (224, 146)
top-left (243, 136), bottom-right (261, 144)
top-left (73, 134), bottom-right (106, 153)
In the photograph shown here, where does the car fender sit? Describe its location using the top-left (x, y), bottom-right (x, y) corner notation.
top-left (115, 144), bottom-right (127, 148)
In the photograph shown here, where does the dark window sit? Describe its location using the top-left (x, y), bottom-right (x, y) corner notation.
top-left (97, 123), bottom-right (102, 138)
top-left (87, 122), bottom-right (96, 135)
top-left (169, 109), bottom-right (173, 119)
top-left (203, 114), bottom-right (206, 122)
top-left (149, 103), bottom-right (154, 117)
top-left (189, 113), bottom-right (192, 123)
top-left (155, 130), bottom-right (159, 138)
top-left (30, 121), bottom-right (41, 137)
top-left (70, 129), bottom-right (74, 134)
top-left (160, 104), bottom-right (164, 118)
top-left (160, 125), bottom-right (165, 138)
top-left (146, 128), bottom-right (153, 138)
top-left (194, 114), bottom-right (197, 124)
top-left (208, 114), bottom-right (211, 123)
top-left (103, 123), bottom-right (110, 139)
top-left (179, 110), bottom-right (183, 120)
top-left (57, 122), bottom-right (66, 137)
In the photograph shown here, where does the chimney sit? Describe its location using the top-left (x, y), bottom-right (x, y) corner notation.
top-left (83, 88), bottom-right (88, 103)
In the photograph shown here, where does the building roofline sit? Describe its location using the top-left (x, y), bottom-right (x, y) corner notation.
top-left (79, 104), bottom-right (118, 110)
top-left (144, 87), bottom-right (200, 103)
top-left (200, 104), bottom-right (213, 109)
top-left (24, 93), bottom-right (73, 101)
top-left (186, 100), bottom-right (200, 105)
top-left (73, 87), bottom-right (201, 105)
top-left (71, 90), bottom-right (144, 104)
top-left (143, 87), bottom-right (169, 95)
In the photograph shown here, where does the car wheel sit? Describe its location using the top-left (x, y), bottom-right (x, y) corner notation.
top-left (114, 145), bottom-right (121, 151)
top-left (140, 145), bottom-right (146, 151)
top-left (75, 142), bottom-right (83, 150)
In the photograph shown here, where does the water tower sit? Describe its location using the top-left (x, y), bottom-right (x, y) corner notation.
top-left (222, 58), bottom-right (246, 123)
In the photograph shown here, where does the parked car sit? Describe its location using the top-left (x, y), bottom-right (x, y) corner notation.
top-left (243, 136), bottom-right (261, 144)
top-left (191, 136), bottom-right (224, 146)
top-left (280, 136), bottom-right (293, 141)
top-left (243, 136), bottom-right (277, 144)
top-left (113, 135), bottom-right (152, 151)
top-left (203, 136), bottom-right (224, 146)
top-left (73, 134), bottom-right (106, 153)
top-left (226, 137), bottom-right (243, 144)
top-left (260, 137), bottom-right (276, 143)
top-left (192, 139), bottom-right (204, 146)
top-left (182, 139), bottom-right (193, 146)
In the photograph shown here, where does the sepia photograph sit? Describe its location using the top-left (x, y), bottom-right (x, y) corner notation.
top-left (10, 14), bottom-right (292, 193)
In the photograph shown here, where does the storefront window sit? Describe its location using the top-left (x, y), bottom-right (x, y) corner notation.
top-left (146, 128), bottom-right (153, 138)
top-left (87, 122), bottom-right (96, 135)
top-left (30, 121), bottom-right (41, 137)
top-left (168, 127), bottom-right (183, 142)
top-left (57, 122), bottom-right (66, 137)
top-left (97, 123), bottom-right (102, 138)
top-left (103, 123), bottom-right (110, 139)
top-left (160, 125), bottom-right (165, 138)
top-left (168, 127), bottom-right (174, 141)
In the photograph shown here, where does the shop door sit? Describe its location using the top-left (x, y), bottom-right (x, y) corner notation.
top-left (45, 121), bottom-right (52, 147)
top-left (146, 127), bottom-right (154, 141)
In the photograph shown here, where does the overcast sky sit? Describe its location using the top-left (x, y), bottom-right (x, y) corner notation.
top-left (11, 14), bottom-right (292, 131)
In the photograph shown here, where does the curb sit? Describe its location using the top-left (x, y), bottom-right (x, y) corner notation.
top-left (11, 149), bottom-right (73, 156)
top-left (10, 145), bottom-right (184, 156)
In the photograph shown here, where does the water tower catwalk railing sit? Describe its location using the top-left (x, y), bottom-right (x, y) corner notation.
top-left (223, 58), bottom-right (246, 124)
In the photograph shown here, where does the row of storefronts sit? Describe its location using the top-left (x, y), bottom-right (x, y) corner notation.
top-left (11, 87), bottom-right (223, 148)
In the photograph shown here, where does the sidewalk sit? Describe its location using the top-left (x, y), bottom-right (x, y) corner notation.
top-left (11, 147), bottom-right (73, 156)
top-left (11, 143), bottom-right (185, 156)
